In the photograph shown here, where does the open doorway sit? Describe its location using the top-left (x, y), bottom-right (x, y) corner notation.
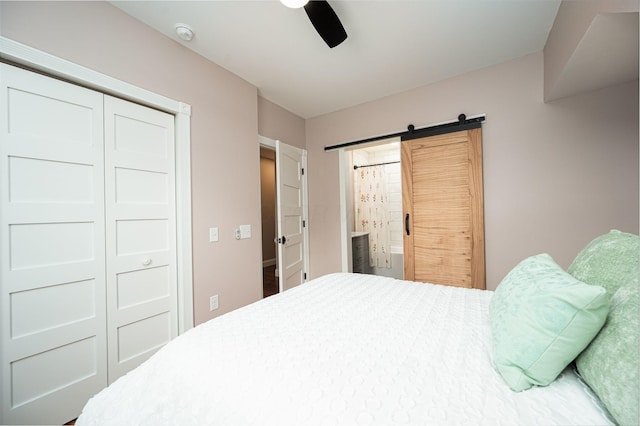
top-left (259, 136), bottom-right (310, 297)
top-left (260, 146), bottom-right (279, 297)
top-left (346, 138), bottom-right (404, 280)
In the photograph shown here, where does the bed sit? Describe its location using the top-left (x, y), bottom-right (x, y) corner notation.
top-left (77, 230), bottom-right (638, 425)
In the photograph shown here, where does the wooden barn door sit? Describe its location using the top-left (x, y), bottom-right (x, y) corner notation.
top-left (402, 128), bottom-right (485, 289)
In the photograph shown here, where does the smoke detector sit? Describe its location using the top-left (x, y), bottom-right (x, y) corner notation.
top-left (175, 24), bottom-right (194, 42)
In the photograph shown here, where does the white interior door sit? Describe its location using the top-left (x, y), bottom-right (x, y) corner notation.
top-left (0, 64), bottom-right (108, 425)
top-left (276, 140), bottom-right (308, 291)
top-left (104, 96), bottom-right (178, 383)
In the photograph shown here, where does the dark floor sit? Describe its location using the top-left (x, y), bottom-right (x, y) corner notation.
top-left (263, 265), bottom-right (279, 298)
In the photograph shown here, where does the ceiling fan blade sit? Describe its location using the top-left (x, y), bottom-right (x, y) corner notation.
top-left (304, 1), bottom-right (347, 48)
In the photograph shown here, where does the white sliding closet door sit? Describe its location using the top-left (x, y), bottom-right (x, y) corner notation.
top-left (0, 64), bottom-right (108, 424)
top-left (104, 96), bottom-right (178, 383)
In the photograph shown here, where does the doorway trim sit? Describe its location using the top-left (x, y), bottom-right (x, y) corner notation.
top-left (339, 148), bottom-right (352, 272)
top-left (337, 118), bottom-right (485, 276)
top-left (0, 36), bottom-right (194, 332)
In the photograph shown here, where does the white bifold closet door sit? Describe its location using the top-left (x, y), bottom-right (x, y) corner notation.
top-left (0, 64), bottom-right (178, 425)
top-left (104, 96), bottom-right (177, 382)
top-left (0, 64), bottom-right (108, 425)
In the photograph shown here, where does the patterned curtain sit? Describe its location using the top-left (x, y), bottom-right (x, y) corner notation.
top-left (354, 165), bottom-right (391, 268)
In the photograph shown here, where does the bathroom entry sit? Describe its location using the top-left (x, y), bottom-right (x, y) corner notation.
top-left (349, 139), bottom-right (404, 280)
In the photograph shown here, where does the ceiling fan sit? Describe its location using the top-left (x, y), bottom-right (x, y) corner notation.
top-left (281, 0), bottom-right (348, 48)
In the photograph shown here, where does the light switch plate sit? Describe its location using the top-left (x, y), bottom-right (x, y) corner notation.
top-left (239, 224), bottom-right (251, 239)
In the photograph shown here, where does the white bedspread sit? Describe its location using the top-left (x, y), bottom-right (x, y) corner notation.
top-left (77, 273), bottom-right (613, 425)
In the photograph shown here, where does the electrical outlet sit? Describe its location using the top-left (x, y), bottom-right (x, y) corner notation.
top-left (210, 294), bottom-right (219, 311)
top-left (209, 227), bottom-right (219, 242)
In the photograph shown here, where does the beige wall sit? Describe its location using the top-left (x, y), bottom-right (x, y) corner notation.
top-left (2, 1), bottom-right (637, 310)
top-left (306, 52), bottom-right (639, 289)
top-left (258, 96), bottom-right (306, 149)
top-left (0, 1), bottom-right (264, 325)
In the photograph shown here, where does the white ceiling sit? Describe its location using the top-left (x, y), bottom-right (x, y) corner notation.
top-left (111, 0), bottom-right (561, 119)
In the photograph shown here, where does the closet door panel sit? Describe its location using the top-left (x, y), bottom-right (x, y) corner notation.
top-left (116, 312), bottom-right (172, 362)
top-left (115, 218), bottom-right (169, 254)
top-left (10, 337), bottom-right (98, 404)
top-left (9, 156), bottom-right (94, 202)
top-left (116, 266), bottom-right (171, 309)
top-left (0, 64), bottom-right (107, 425)
top-left (104, 96), bottom-right (177, 383)
top-left (10, 278), bottom-right (96, 338)
top-left (6, 79), bottom-right (95, 147)
top-left (9, 221), bottom-right (96, 269)
top-left (115, 167), bottom-right (168, 203)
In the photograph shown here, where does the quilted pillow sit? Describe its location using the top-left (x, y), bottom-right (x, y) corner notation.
top-left (490, 253), bottom-right (609, 392)
top-left (568, 230), bottom-right (639, 426)
top-left (569, 230), bottom-right (639, 296)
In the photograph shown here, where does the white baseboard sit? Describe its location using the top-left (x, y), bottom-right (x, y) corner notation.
top-left (262, 258), bottom-right (276, 268)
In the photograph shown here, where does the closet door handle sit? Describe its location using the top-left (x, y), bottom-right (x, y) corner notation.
top-left (142, 258), bottom-right (152, 266)
top-left (405, 213), bottom-right (410, 236)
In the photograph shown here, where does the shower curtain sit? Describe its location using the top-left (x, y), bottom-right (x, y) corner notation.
top-left (354, 165), bottom-right (392, 268)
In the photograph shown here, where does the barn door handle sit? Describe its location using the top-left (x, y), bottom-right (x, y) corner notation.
top-left (405, 213), bottom-right (410, 236)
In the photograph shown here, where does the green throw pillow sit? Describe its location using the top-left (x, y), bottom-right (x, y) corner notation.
top-left (569, 230), bottom-right (639, 296)
top-left (568, 230), bottom-right (639, 426)
top-left (490, 253), bottom-right (609, 392)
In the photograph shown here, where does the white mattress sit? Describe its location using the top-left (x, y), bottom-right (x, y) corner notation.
top-left (77, 273), bottom-right (613, 425)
